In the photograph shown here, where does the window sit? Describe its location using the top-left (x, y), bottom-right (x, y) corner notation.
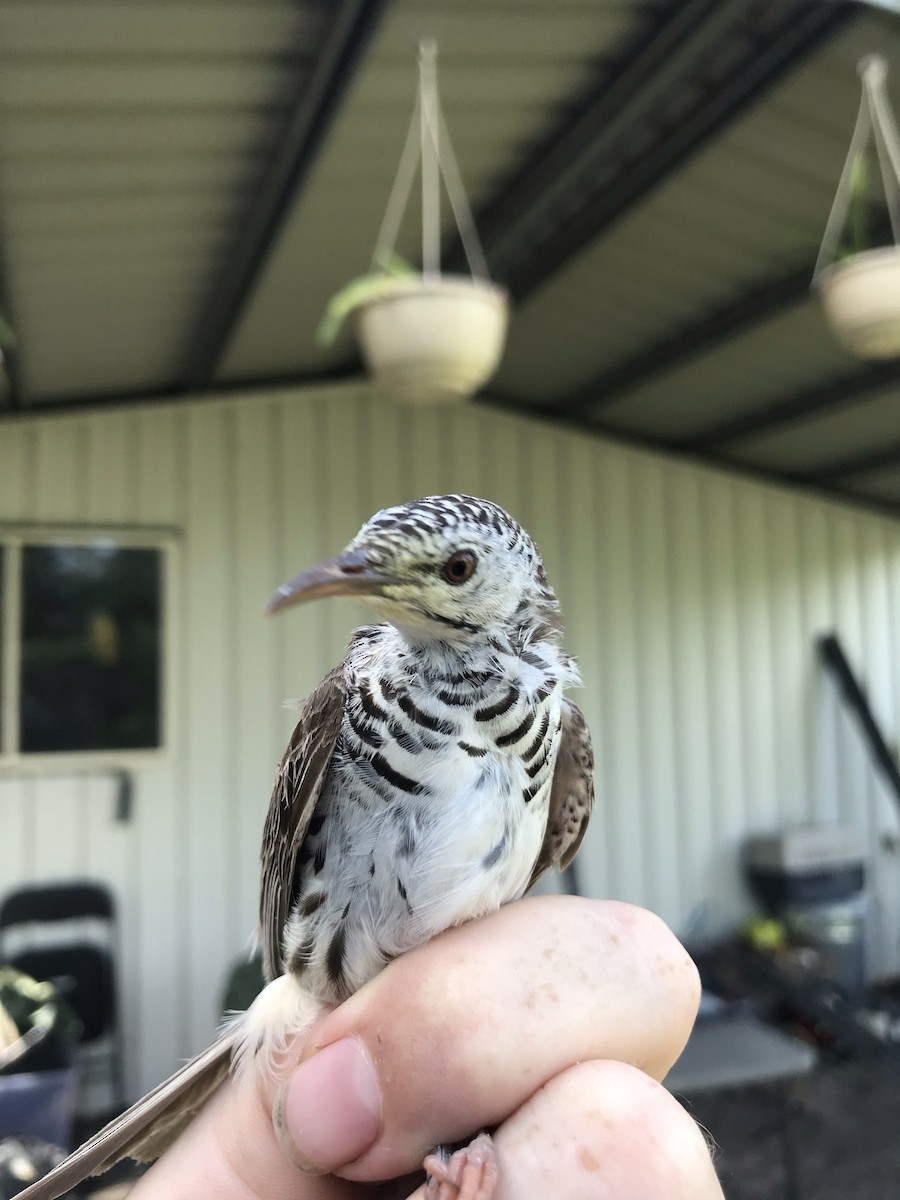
top-left (0, 532), bottom-right (172, 762)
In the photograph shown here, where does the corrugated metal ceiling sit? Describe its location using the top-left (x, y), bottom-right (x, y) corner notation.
top-left (1, 0), bottom-right (900, 517)
top-left (217, 0), bottom-right (649, 380)
top-left (0, 0), bottom-right (328, 400)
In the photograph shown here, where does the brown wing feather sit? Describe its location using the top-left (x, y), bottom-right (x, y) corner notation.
top-left (16, 1029), bottom-right (236, 1200)
top-left (259, 661), bottom-right (346, 980)
top-left (529, 699), bottom-right (595, 890)
top-left (19, 659), bottom-right (349, 1200)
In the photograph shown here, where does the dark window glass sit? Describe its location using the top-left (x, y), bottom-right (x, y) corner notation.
top-left (20, 544), bottom-right (162, 753)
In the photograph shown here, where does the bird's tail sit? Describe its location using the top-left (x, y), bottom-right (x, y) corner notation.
top-left (16, 1027), bottom-right (237, 1200)
top-left (17, 973), bottom-right (325, 1200)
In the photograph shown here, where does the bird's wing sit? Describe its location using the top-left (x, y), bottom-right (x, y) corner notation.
top-left (18, 664), bottom-right (349, 1200)
top-left (259, 660), bottom-right (347, 980)
top-left (529, 698), bottom-right (595, 889)
top-left (16, 1027), bottom-right (237, 1200)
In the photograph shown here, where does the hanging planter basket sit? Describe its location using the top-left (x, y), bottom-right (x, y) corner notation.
top-left (319, 42), bottom-right (509, 405)
top-left (814, 56), bottom-right (900, 358)
top-left (352, 276), bottom-right (507, 406)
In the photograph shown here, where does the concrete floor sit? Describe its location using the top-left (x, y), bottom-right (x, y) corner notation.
top-left (685, 1056), bottom-right (900, 1200)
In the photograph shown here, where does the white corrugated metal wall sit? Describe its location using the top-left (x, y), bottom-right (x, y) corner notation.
top-left (1, 382), bottom-right (900, 1099)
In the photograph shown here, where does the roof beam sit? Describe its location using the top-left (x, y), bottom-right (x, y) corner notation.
top-left (466, 0), bottom-right (855, 305)
top-left (479, 395), bottom-right (900, 522)
top-left (557, 206), bottom-right (893, 418)
top-left (803, 436), bottom-right (900, 483)
top-left (0, 332), bottom-right (24, 412)
top-left (684, 359), bottom-right (900, 451)
top-left (0, 251), bottom-right (25, 410)
top-left (178, 0), bottom-right (390, 392)
top-left (559, 262), bottom-right (812, 416)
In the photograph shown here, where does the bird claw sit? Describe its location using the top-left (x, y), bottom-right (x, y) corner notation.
top-left (423, 1133), bottom-right (499, 1200)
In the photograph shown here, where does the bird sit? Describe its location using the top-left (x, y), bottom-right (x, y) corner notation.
top-left (20, 493), bottom-right (594, 1200)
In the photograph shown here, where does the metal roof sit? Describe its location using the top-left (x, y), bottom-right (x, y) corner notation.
top-left (2, 0), bottom-right (900, 516)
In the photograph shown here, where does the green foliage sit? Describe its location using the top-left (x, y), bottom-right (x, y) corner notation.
top-left (848, 153), bottom-right (869, 256)
top-left (317, 253), bottom-right (416, 346)
top-left (837, 150), bottom-right (881, 260)
top-left (0, 967), bottom-right (81, 1070)
top-left (0, 312), bottom-right (15, 351)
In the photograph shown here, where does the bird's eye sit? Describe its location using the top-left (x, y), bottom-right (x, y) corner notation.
top-left (441, 550), bottom-right (477, 585)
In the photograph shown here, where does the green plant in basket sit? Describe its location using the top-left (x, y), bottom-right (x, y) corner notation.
top-left (317, 252), bottom-right (416, 346)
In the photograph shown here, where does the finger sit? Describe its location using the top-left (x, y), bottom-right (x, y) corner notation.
top-left (274, 896), bottom-right (699, 1182)
top-left (128, 1053), bottom-right (366, 1200)
top-left (408, 1061), bottom-right (723, 1200)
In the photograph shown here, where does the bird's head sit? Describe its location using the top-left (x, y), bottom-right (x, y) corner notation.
top-left (267, 494), bottom-right (560, 643)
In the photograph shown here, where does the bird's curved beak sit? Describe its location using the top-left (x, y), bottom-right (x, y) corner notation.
top-left (265, 548), bottom-right (390, 615)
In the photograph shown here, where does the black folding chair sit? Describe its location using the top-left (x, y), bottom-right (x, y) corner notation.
top-left (0, 881), bottom-right (124, 1114)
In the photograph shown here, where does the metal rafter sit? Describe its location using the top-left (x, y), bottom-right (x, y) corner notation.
top-left (559, 207), bottom-right (894, 421)
top-left (480, 395), bottom-right (900, 521)
top-left (460, 0), bottom-right (855, 305)
top-left (0, 248), bottom-right (25, 410)
top-left (804, 435), bottom-right (900, 483)
top-left (179, 0), bottom-right (390, 392)
top-left (685, 359), bottom-right (900, 451)
top-left (560, 262), bottom-right (813, 416)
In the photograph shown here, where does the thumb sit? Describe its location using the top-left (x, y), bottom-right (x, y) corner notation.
top-left (271, 897), bottom-right (697, 1183)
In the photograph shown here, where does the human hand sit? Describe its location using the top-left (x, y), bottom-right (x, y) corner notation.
top-left (130, 896), bottom-right (722, 1199)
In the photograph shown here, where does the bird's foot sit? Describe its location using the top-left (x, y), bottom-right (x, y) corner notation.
top-left (423, 1133), bottom-right (499, 1200)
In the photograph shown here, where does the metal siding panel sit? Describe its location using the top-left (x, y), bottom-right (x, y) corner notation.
top-left (182, 404), bottom-right (235, 1055)
top-left (550, 432), bottom-right (607, 900)
top-left (858, 520), bottom-right (900, 977)
top-left (0, 422), bottom-right (35, 517)
top-left (801, 501), bottom-right (844, 820)
top-left (630, 458), bottom-right (681, 921)
top-left (827, 513), bottom-right (873, 859)
top-left (478, 408), bottom-right (528, 524)
top-left (7, 385), bottom-right (900, 1100)
top-left (31, 418), bottom-right (87, 519)
top-left (0, 779), bottom-right (30, 890)
top-left (408, 405), bottom-right (453, 501)
top-left (82, 776), bottom-right (139, 1103)
top-left (664, 468), bottom-right (715, 927)
top-left (731, 486), bottom-right (780, 832)
top-left (132, 407), bottom-right (185, 1092)
top-left (364, 392), bottom-right (414, 513)
top-left (277, 394), bottom-right (333, 757)
top-left (764, 492), bottom-right (810, 824)
top-left (444, 404), bottom-right (490, 501)
top-left (595, 450), bottom-right (646, 907)
top-left (798, 501), bottom-right (842, 825)
top-left (697, 473), bottom-right (750, 919)
top-left (322, 392), bottom-right (373, 632)
top-left (233, 400), bottom-right (281, 941)
top-left (85, 411), bottom-right (137, 519)
top-left (825, 510), bottom-right (890, 974)
top-left (30, 777), bottom-right (83, 879)
top-left (81, 413), bottom-right (144, 1098)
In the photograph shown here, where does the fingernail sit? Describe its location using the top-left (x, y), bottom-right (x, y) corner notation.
top-left (273, 1036), bottom-right (382, 1174)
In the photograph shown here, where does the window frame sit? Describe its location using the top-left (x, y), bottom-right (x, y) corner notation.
top-left (0, 524), bottom-right (177, 771)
